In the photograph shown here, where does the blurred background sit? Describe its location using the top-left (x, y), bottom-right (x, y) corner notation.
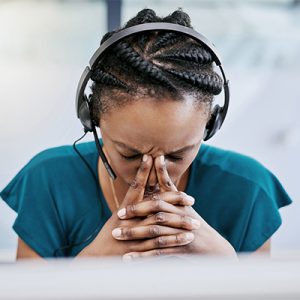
top-left (0, 0), bottom-right (299, 260)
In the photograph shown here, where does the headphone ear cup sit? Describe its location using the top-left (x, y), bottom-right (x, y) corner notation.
top-left (78, 96), bottom-right (93, 132)
top-left (203, 105), bottom-right (223, 141)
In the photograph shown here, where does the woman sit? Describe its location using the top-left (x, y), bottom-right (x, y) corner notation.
top-left (1, 9), bottom-right (291, 260)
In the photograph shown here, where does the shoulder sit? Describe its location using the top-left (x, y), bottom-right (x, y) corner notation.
top-left (0, 141), bottom-right (97, 208)
top-left (0, 141), bottom-right (101, 258)
top-left (24, 141), bottom-right (96, 173)
top-left (190, 143), bottom-right (291, 217)
top-left (196, 143), bottom-right (268, 175)
top-left (193, 143), bottom-right (275, 195)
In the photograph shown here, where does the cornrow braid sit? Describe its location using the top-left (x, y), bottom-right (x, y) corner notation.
top-left (157, 45), bottom-right (213, 65)
top-left (136, 33), bottom-right (151, 52)
top-left (125, 8), bottom-right (160, 27)
top-left (149, 32), bottom-right (183, 54)
top-left (91, 68), bottom-right (128, 90)
top-left (166, 69), bottom-right (223, 95)
top-left (148, 9), bottom-right (192, 54)
top-left (163, 9), bottom-right (192, 27)
top-left (113, 41), bottom-right (176, 91)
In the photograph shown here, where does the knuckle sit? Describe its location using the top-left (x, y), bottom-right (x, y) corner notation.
top-left (176, 233), bottom-right (185, 244)
top-left (162, 179), bottom-right (172, 190)
top-left (123, 228), bottom-right (133, 238)
top-left (157, 165), bottom-right (165, 174)
top-left (139, 161), bottom-right (150, 172)
top-left (178, 191), bottom-right (190, 204)
top-left (177, 192), bottom-right (186, 204)
top-left (181, 215), bottom-right (192, 228)
top-left (176, 191), bottom-right (184, 197)
top-left (141, 159), bottom-right (151, 169)
top-left (180, 216), bottom-right (189, 227)
top-left (149, 225), bottom-right (160, 237)
top-left (139, 164), bottom-right (147, 172)
top-left (155, 212), bottom-right (166, 224)
top-left (152, 199), bottom-right (163, 211)
top-left (130, 179), bottom-right (144, 192)
top-left (127, 204), bottom-right (137, 215)
top-left (155, 236), bottom-right (167, 248)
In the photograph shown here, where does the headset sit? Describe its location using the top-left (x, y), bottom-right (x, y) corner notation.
top-left (75, 22), bottom-right (230, 181)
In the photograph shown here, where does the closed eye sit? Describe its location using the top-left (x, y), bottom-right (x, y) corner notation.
top-left (120, 153), bottom-right (142, 161)
top-left (120, 153), bottom-right (183, 162)
top-left (167, 155), bottom-right (183, 162)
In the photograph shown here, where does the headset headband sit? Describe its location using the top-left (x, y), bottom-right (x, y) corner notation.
top-left (76, 22), bottom-right (229, 127)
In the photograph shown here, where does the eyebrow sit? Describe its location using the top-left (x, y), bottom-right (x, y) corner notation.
top-left (113, 140), bottom-right (198, 155)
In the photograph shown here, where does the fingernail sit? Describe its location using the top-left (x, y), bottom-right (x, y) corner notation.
top-left (187, 196), bottom-right (195, 205)
top-left (186, 232), bottom-right (194, 240)
top-left (112, 228), bottom-right (122, 238)
top-left (143, 154), bottom-right (148, 162)
top-left (122, 254), bottom-right (133, 262)
top-left (117, 208), bottom-right (126, 219)
top-left (159, 155), bottom-right (164, 164)
top-left (191, 219), bottom-right (201, 228)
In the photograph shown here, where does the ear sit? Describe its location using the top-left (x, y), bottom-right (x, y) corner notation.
top-left (78, 96), bottom-right (93, 132)
top-left (203, 105), bottom-right (222, 141)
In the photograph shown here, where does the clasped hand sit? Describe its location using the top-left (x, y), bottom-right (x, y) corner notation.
top-left (81, 154), bottom-right (236, 259)
top-left (111, 155), bottom-right (237, 261)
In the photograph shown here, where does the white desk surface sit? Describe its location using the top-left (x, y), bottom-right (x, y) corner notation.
top-left (1, 254), bottom-right (300, 300)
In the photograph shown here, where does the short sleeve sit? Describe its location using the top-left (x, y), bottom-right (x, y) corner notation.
top-left (238, 172), bottom-right (292, 252)
top-left (0, 154), bottom-right (67, 257)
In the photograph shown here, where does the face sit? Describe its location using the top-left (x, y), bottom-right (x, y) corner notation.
top-left (99, 95), bottom-right (209, 192)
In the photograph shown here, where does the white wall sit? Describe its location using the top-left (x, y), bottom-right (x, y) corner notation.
top-left (1, 0), bottom-right (299, 257)
top-left (0, 0), bottom-right (106, 254)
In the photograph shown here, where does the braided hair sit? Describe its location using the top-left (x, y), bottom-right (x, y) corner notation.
top-left (90, 8), bottom-right (223, 125)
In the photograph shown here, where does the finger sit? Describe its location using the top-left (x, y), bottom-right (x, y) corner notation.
top-left (117, 192), bottom-right (194, 220)
top-left (123, 247), bottom-right (187, 262)
top-left (140, 212), bottom-right (201, 231)
top-left (111, 225), bottom-right (185, 240)
top-left (146, 191), bottom-right (195, 206)
top-left (155, 155), bottom-right (177, 192)
top-left (121, 154), bottom-right (153, 208)
top-left (130, 232), bottom-right (194, 252)
top-left (117, 197), bottom-right (182, 220)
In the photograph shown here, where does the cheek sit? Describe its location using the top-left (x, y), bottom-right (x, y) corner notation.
top-left (111, 156), bottom-right (140, 184)
top-left (166, 148), bottom-right (200, 181)
top-left (102, 139), bottom-right (139, 184)
top-left (166, 159), bottom-right (193, 181)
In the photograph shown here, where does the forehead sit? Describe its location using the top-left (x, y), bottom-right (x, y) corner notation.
top-left (100, 97), bottom-right (208, 152)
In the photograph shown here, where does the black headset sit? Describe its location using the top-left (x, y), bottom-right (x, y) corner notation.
top-left (75, 22), bottom-right (230, 180)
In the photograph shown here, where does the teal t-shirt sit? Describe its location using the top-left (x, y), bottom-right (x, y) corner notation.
top-left (0, 141), bottom-right (292, 257)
